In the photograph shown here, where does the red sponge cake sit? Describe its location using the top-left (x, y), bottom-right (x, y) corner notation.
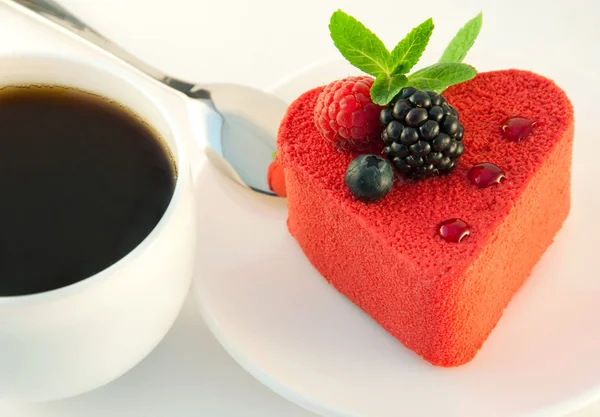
top-left (277, 70), bottom-right (574, 367)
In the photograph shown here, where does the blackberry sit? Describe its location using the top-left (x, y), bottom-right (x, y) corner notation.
top-left (381, 87), bottom-right (465, 179)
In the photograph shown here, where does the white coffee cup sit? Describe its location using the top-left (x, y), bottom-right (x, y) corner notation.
top-left (0, 54), bottom-right (200, 402)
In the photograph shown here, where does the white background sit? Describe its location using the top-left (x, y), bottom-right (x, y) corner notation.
top-left (0, 0), bottom-right (598, 416)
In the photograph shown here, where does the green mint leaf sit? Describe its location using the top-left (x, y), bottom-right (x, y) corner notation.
top-left (407, 62), bottom-right (476, 92)
top-left (406, 77), bottom-right (445, 92)
top-left (439, 12), bottom-right (483, 63)
top-left (370, 75), bottom-right (409, 105)
top-left (329, 10), bottom-right (391, 77)
top-left (389, 18), bottom-right (434, 75)
top-left (272, 151), bottom-right (277, 161)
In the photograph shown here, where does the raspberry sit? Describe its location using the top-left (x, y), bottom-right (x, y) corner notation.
top-left (267, 161), bottom-right (286, 197)
top-left (313, 76), bottom-right (382, 151)
top-left (381, 87), bottom-right (465, 179)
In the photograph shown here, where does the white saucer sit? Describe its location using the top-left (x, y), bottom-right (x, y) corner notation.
top-left (191, 58), bottom-right (600, 417)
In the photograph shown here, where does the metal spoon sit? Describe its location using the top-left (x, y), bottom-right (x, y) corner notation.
top-left (3, 0), bottom-right (288, 196)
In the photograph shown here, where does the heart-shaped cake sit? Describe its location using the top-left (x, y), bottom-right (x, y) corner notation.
top-left (272, 11), bottom-right (574, 366)
top-left (276, 69), bottom-right (573, 367)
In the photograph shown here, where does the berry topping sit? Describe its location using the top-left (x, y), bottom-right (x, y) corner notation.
top-left (406, 107), bottom-right (429, 127)
top-left (427, 90), bottom-right (444, 106)
top-left (433, 133), bottom-right (452, 151)
top-left (380, 87), bottom-right (466, 179)
top-left (405, 155), bottom-right (424, 167)
top-left (428, 106), bottom-right (444, 122)
top-left (439, 218), bottom-right (470, 243)
top-left (399, 127), bottom-right (419, 145)
top-left (380, 107), bottom-right (393, 125)
top-left (419, 120), bottom-right (440, 139)
top-left (267, 160), bottom-right (287, 197)
top-left (399, 87), bottom-right (418, 99)
top-left (314, 76), bottom-right (382, 151)
top-left (386, 120), bottom-right (403, 140)
top-left (327, 10), bottom-right (481, 106)
top-left (408, 90), bottom-right (431, 108)
top-left (345, 154), bottom-right (394, 201)
top-left (410, 140), bottom-right (431, 157)
top-left (502, 117), bottom-right (535, 142)
top-left (442, 115), bottom-right (459, 136)
top-left (392, 100), bottom-right (412, 120)
top-left (455, 124), bottom-right (465, 140)
top-left (467, 163), bottom-right (506, 188)
top-left (426, 152), bottom-right (443, 165)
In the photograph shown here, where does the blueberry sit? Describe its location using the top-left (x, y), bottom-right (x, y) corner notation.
top-left (408, 91), bottom-right (432, 108)
top-left (400, 127), bottom-right (419, 145)
top-left (428, 106), bottom-right (444, 123)
top-left (392, 100), bottom-right (412, 120)
top-left (409, 141), bottom-right (431, 157)
top-left (419, 120), bottom-right (440, 140)
top-left (380, 107), bottom-right (393, 125)
top-left (442, 115), bottom-right (459, 136)
top-left (405, 108), bottom-right (428, 127)
top-left (386, 120), bottom-right (404, 141)
top-left (432, 133), bottom-right (451, 151)
top-left (345, 154), bottom-right (394, 202)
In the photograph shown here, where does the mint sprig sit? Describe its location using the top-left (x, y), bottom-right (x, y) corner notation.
top-left (439, 12), bottom-right (483, 64)
top-left (329, 11), bottom-right (392, 77)
top-left (328, 10), bottom-right (483, 105)
top-left (408, 63), bottom-right (477, 91)
top-left (371, 74), bottom-right (408, 105)
top-left (390, 18), bottom-right (434, 75)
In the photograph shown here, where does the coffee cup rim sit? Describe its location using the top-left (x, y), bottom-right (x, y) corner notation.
top-left (0, 52), bottom-right (190, 305)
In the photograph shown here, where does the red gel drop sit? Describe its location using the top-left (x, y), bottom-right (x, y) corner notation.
top-left (467, 163), bottom-right (506, 188)
top-left (439, 219), bottom-right (470, 243)
top-left (502, 117), bottom-right (535, 142)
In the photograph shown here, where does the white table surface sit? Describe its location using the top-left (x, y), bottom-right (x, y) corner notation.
top-left (0, 0), bottom-right (598, 416)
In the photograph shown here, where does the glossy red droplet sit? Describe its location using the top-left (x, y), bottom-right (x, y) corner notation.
top-left (439, 219), bottom-right (470, 243)
top-left (467, 163), bottom-right (506, 188)
top-left (502, 117), bottom-right (535, 142)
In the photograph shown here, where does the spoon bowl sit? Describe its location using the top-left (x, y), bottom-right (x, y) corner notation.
top-left (197, 82), bottom-right (287, 194)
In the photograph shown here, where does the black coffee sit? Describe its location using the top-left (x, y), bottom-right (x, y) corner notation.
top-left (0, 86), bottom-right (176, 296)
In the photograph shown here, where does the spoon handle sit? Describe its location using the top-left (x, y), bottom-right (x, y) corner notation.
top-left (4, 0), bottom-right (207, 98)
